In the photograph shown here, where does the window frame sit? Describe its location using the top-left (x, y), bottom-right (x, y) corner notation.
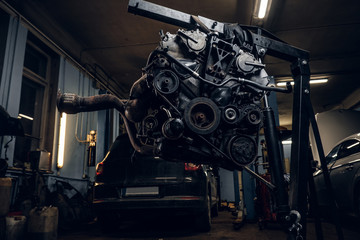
top-left (21, 40), bottom-right (52, 151)
top-left (13, 34), bottom-right (59, 168)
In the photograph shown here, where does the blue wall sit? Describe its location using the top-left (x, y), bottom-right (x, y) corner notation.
top-left (53, 57), bottom-right (99, 179)
top-left (219, 168), bottom-right (235, 202)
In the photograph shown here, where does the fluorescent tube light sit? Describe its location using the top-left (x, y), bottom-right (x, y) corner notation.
top-left (282, 140), bottom-right (292, 145)
top-left (57, 113), bottom-right (67, 169)
top-left (258, 0), bottom-right (269, 19)
top-left (347, 141), bottom-right (360, 149)
top-left (277, 82), bottom-right (294, 87)
top-left (18, 113), bottom-right (33, 121)
top-left (276, 78), bottom-right (328, 87)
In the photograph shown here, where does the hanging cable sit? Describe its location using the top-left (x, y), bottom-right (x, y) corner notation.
top-left (75, 114), bottom-right (87, 143)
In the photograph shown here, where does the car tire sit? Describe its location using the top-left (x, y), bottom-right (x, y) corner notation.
top-left (97, 211), bottom-right (118, 232)
top-left (196, 194), bottom-right (211, 232)
top-left (355, 185), bottom-right (360, 218)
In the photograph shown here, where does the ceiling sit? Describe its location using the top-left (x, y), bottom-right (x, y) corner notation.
top-left (4, 0), bottom-right (360, 129)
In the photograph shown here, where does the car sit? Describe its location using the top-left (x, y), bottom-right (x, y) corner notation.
top-left (93, 133), bottom-right (219, 232)
top-left (313, 133), bottom-right (360, 217)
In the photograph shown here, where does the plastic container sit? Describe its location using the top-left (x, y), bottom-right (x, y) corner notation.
top-left (0, 177), bottom-right (12, 217)
top-left (6, 215), bottom-right (26, 240)
top-left (28, 206), bottom-right (58, 240)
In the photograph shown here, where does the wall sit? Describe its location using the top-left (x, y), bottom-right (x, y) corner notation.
top-left (0, 14), bottom-right (27, 164)
top-left (219, 168), bottom-right (235, 202)
top-left (96, 108), bottom-right (123, 166)
top-left (0, 9), bottom-right (10, 81)
top-left (49, 57), bottom-right (100, 194)
top-left (0, 12), bottom-right (111, 197)
top-left (310, 109), bottom-right (360, 161)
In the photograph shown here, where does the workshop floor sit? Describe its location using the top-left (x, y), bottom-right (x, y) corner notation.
top-left (58, 210), bottom-right (360, 240)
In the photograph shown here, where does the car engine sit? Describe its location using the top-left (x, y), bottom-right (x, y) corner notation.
top-left (125, 26), bottom-right (274, 170)
top-left (57, 22), bottom-right (291, 171)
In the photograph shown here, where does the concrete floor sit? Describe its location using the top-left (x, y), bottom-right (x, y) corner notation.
top-left (58, 210), bottom-right (360, 240)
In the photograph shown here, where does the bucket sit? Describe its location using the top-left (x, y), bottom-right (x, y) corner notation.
top-left (28, 206), bottom-right (58, 240)
top-left (6, 215), bottom-right (26, 240)
top-left (0, 178), bottom-right (12, 217)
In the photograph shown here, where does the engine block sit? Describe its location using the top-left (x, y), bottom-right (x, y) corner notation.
top-left (124, 28), bottom-right (270, 169)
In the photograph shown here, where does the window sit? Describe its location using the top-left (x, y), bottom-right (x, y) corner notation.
top-left (337, 139), bottom-right (360, 160)
top-left (23, 44), bottom-right (47, 79)
top-left (13, 33), bottom-right (59, 168)
top-left (14, 78), bottom-right (44, 165)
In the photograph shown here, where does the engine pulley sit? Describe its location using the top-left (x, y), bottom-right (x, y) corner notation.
top-left (222, 105), bottom-right (240, 124)
top-left (162, 118), bottom-right (184, 140)
top-left (239, 104), bottom-right (263, 127)
top-left (246, 108), bottom-right (262, 126)
top-left (227, 135), bottom-right (257, 166)
top-left (184, 97), bottom-right (221, 135)
top-left (153, 70), bottom-right (179, 94)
